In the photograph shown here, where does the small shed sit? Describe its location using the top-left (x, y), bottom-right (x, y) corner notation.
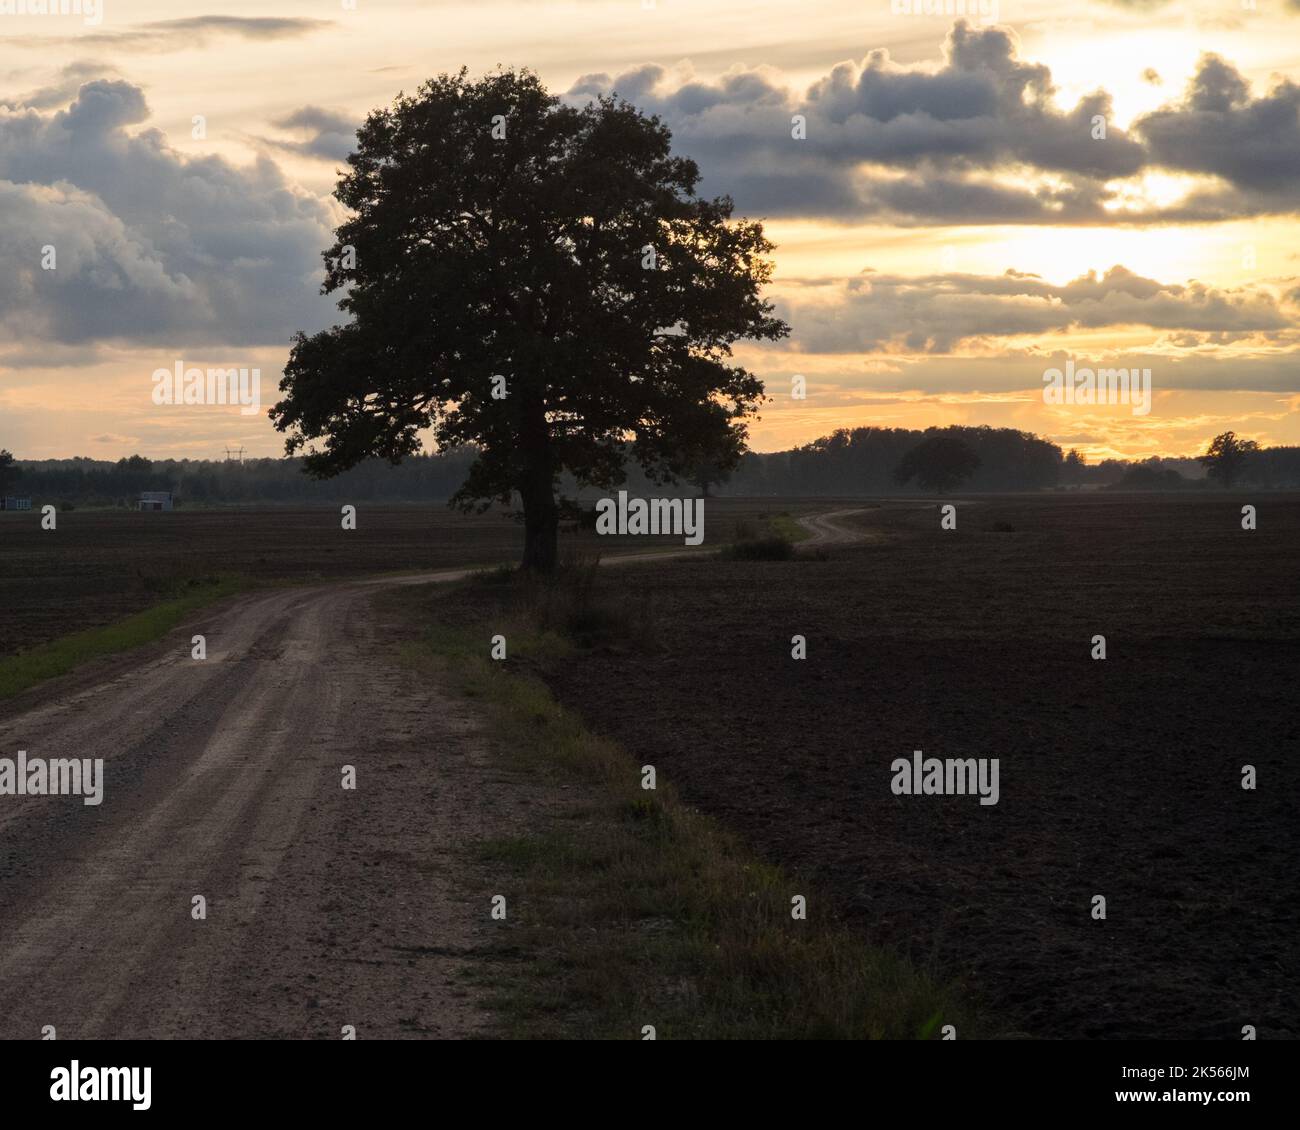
top-left (138, 491), bottom-right (174, 512)
top-left (0, 497), bottom-right (32, 511)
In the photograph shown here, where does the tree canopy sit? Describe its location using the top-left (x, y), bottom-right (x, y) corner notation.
top-left (271, 68), bottom-right (788, 569)
top-left (1198, 431), bottom-right (1260, 489)
top-left (893, 433), bottom-right (982, 494)
top-left (0, 449), bottom-right (19, 495)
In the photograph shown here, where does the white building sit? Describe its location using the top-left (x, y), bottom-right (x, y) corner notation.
top-left (138, 491), bottom-right (174, 512)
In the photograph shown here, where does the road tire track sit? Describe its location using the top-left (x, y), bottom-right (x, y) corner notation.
top-left (0, 582), bottom-right (520, 1039)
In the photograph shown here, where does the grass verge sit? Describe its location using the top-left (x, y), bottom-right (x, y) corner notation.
top-left (718, 534), bottom-right (796, 561)
top-left (399, 572), bottom-right (980, 1039)
top-left (0, 574), bottom-right (250, 700)
top-left (716, 511), bottom-right (818, 561)
top-left (768, 511), bottom-right (813, 543)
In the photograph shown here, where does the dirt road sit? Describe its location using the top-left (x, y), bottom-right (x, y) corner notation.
top-left (0, 508), bottom-right (880, 1039)
top-left (0, 579), bottom-right (523, 1039)
top-left (796, 508), bottom-right (877, 545)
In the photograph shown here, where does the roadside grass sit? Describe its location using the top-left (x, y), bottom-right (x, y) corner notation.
top-left (0, 574), bottom-right (250, 700)
top-left (718, 534), bottom-right (796, 561)
top-left (465, 553), bottom-right (662, 651)
top-left (716, 511), bottom-right (815, 561)
top-left (767, 511), bottom-right (813, 543)
top-left (401, 566), bottom-right (981, 1039)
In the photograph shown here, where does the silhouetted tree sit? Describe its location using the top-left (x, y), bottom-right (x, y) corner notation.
top-left (1061, 448), bottom-right (1086, 485)
top-left (271, 68), bottom-right (788, 571)
top-left (1198, 431), bottom-right (1259, 488)
top-left (1111, 458), bottom-right (1187, 490)
top-left (894, 433), bottom-right (981, 493)
top-left (1249, 445), bottom-right (1300, 488)
top-left (681, 428), bottom-right (744, 497)
top-left (0, 449), bottom-right (19, 495)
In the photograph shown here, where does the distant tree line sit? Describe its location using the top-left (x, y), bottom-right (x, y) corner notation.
top-left (734, 425), bottom-right (1063, 495)
top-left (7, 451), bottom-right (481, 508)
top-left (7, 428), bottom-right (1299, 508)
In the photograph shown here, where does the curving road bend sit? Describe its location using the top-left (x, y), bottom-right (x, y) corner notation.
top-left (0, 507), bottom-right (879, 1038)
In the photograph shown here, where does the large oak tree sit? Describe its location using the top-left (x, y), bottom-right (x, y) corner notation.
top-left (272, 69), bottom-right (788, 570)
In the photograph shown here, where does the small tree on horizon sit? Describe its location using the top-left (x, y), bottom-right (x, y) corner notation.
top-left (1198, 431), bottom-right (1259, 488)
top-left (0, 450), bottom-right (18, 496)
top-left (1061, 448), bottom-right (1087, 485)
top-left (271, 68), bottom-right (788, 571)
top-left (893, 432), bottom-right (981, 494)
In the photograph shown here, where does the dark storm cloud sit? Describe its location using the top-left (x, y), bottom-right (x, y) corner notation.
top-left (0, 80), bottom-right (335, 350)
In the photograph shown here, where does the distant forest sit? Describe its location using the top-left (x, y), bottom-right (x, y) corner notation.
top-left (5, 425), bottom-right (1300, 508)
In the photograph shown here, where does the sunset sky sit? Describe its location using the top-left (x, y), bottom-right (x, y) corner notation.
top-left (2, 0), bottom-right (1298, 463)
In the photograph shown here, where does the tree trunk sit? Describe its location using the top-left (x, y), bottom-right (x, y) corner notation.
top-left (521, 479), bottom-right (558, 573)
top-left (518, 385), bottom-right (558, 572)
top-left (519, 416), bottom-right (558, 573)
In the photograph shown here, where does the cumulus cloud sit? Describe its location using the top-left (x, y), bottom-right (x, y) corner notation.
top-left (0, 79), bottom-right (336, 354)
top-left (569, 22), bottom-right (1146, 224)
top-left (1134, 55), bottom-right (1300, 198)
top-left (773, 266), bottom-right (1295, 354)
top-left (569, 23), bottom-right (1300, 225)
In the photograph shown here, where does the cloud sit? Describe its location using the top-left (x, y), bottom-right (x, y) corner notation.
top-left (772, 266), bottom-right (1295, 354)
top-left (569, 23), bottom-right (1300, 225)
top-left (6, 16), bottom-right (332, 53)
top-left (569, 22), bottom-right (1148, 224)
top-left (0, 79), bottom-right (336, 354)
top-left (0, 61), bottom-right (117, 111)
top-left (770, 351), bottom-right (1300, 398)
top-left (1134, 55), bottom-right (1300, 199)
top-left (263, 106), bottom-right (359, 162)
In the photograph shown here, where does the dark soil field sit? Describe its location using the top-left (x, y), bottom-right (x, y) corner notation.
top-left (452, 492), bottom-right (1300, 1039)
top-left (0, 499), bottom-right (805, 658)
top-left (4, 492), bottom-right (1295, 1040)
